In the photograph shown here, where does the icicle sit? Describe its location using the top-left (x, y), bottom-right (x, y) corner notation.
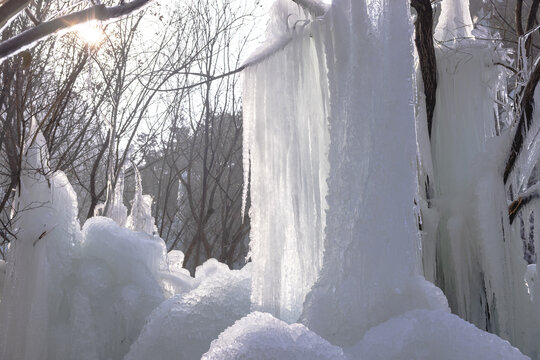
top-left (244, 0), bottom-right (330, 323)
top-left (126, 161), bottom-right (157, 236)
top-left (108, 167), bottom-right (128, 227)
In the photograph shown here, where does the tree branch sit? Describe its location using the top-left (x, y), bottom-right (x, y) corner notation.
top-left (0, 0), bottom-right (154, 60)
top-left (504, 59), bottom-right (540, 184)
top-left (0, 0), bottom-right (31, 31)
top-left (411, 0), bottom-right (437, 138)
top-left (516, 0), bottom-right (525, 36)
top-left (509, 191), bottom-right (540, 223)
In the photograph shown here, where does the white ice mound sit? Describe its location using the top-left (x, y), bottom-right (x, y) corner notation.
top-left (345, 309), bottom-right (529, 360)
top-left (202, 312), bottom-right (345, 360)
top-left (302, 275), bottom-right (450, 346)
top-left (125, 261), bottom-right (252, 360)
top-left (65, 217), bottom-right (167, 359)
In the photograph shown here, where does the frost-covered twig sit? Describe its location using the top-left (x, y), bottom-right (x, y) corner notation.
top-left (0, 0), bottom-right (31, 31)
top-left (0, 0), bottom-right (154, 61)
top-left (504, 56), bottom-right (540, 184)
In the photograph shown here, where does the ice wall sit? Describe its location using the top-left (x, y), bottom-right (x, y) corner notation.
top-left (243, 0), bottom-right (330, 323)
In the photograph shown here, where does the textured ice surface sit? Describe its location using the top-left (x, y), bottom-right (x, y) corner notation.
top-left (298, 0), bottom-right (433, 346)
top-left (434, 0), bottom-right (474, 41)
top-left (429, 2), bottom-right (533, 350)
top-left (243, 0), bottom-right (330, 323)
top-left (202, 312), bottom-right (345, 360)
top-left (0, 123), bottom-right (81, 360)
top-left (58, 217), bottom-right (167, 360)
top-left (345, 310), bottom-right (528, 360)
top-left (126, 164), bottom-right (157, 235)
top-left (124, 261), bottom-right (252, 360)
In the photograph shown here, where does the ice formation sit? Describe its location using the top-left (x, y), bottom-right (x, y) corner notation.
top-left (345, 309), bottom-right (528, 360)
top-left (108, 167), bottom-right (128, 227)
top-left (242, 0), bottom-right (534, 357)
top-left (434, 0), bottom-right (474, 42)
top-left (243, 0), bottom-right (330, 323)
top-left (244, 0), bottom-right (443, 346)
top-left (0, 123), bottom-right (80, 360)
top-left (126, 164), bottom-right (157, 235)
top-left (202, 312), bottom-right (345, 360)
top-left (0, 124), bottom-right (197, 359)
top-left (125, 262), bottom-right (252, 360)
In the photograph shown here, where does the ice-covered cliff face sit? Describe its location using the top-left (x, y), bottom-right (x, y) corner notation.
top-left (243, 0), bottom-right (447, 345)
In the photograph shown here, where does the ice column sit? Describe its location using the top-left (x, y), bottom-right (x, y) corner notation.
top-left (300, 0), bottom-right (446, 346)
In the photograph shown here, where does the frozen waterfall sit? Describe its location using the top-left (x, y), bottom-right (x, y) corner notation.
top-left (244, 0), bottom-right (447, 345)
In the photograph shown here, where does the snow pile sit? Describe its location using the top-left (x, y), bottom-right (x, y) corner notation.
top-left (202, 312), bottom-right (345, 360)
top-left (125, 261), bottom-right (252, 360)
top-left (346, 309), bottom-right (528, 360)
top-left (243, 0), bottom-right (330, 323)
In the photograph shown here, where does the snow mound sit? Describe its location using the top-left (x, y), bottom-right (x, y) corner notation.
top-left (202, 312), bottom-right (345, 360)
top-left (345, 309), bottom-right (528, 360)
top-left (125, 261), bottom-right (252, 360)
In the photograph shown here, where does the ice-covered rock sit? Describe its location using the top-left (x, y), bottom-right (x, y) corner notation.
top-left (202, 312), bottom-right (345, 360)
top-left (125, 261), bottom-right (252, 360)
top-left (345, 309), bottom-right (528, 360)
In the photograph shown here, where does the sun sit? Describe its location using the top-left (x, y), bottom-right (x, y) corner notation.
top-left (76, 22), bottom-right (105, 46)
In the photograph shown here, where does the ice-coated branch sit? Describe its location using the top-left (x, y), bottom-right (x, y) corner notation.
top-left (411, 0), bottom-right (437, 138)
top-left (0, 0), bottom-right (154, 60)
top-left (290, 0), bottom-right (327, 18)
top-left (509, 191), bottom-right (540, 224)
top-left (504, 59), bottom-right (540, 184)
top-left (516, 0), bottom-right (525, 36)
top-left (0, 0), bottom-right (31, 31)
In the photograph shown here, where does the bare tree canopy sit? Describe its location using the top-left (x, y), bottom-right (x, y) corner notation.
top-left (0, 0), bottom-right (154, 60)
